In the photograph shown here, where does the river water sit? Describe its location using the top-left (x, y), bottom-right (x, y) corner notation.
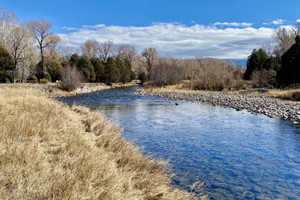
top-left (58, 86), bottom-right (300, 199)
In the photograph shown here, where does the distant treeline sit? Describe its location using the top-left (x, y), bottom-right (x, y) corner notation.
top-left (0, 7), bottom-right (299, 90)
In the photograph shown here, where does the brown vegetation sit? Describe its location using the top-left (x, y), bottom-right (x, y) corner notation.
top-left (263, 89), bottom-right (300, 101)
top-left (59, 64), bottom-right (85, 91)
top-left (0, 88), bottom-right (195, 199)
top-left (148, 57), bottom-right (245, 91)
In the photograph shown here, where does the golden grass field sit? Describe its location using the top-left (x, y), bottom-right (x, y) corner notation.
top-left (0, 88), bottom-right (197, 199)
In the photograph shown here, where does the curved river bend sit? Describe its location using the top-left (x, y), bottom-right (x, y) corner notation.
top-left (58, 86), bottom-right (300, 200)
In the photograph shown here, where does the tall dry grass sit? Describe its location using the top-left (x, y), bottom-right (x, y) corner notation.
top-left (0, 88), bottom-right (196, 199)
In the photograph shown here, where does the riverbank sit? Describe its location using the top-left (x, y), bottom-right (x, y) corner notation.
top-left (137, 87), bottom-right (300, 123)
top-left (0, 88), bottom-right (198, 199)
top-left (0, 82), bottom-right (138, 97)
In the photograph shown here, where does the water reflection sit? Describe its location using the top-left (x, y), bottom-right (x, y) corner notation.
top-left (58, 86), bottom-right (300, 200)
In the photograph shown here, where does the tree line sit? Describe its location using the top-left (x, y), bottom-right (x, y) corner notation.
top-left (1, 7), bottom-right (299, 90)
top-left (245, 25), bottom-right (300, 87)
top-left (0, 8), bottom-right (143, 86)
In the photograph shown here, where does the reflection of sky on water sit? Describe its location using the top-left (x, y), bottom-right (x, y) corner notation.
top-left (58, 86), bottom-right (300, 200)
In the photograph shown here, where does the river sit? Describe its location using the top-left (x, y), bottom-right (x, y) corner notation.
top-left (58, 86), bottom-right (300, 199)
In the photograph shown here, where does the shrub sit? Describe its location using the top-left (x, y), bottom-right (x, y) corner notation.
top-left (39, 78), bottom-right (49, 84)
top-left (251, 69), bottom-right (277, 88)
top-left (32, 75), bottom-right (38, 83)
top-left (59, 64), bottom-right (84, 91)
top-left (184, 59), bottom-right (244, 91)
top-left (149, 62), bottom-right (183, 86)
top-left (44, 73), bottom-right (52, 82)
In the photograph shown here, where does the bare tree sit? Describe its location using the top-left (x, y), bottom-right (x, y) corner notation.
top-left (273, 27), bottom-right (297, 58)
top-left (29, 19), bottom-right (53, 75)
top-left (141, 48), bottom-right (158, 79)
top-left (7, 23), bottom-right (33, 82)
top-left (0, 8), bottom-right (18, 47)
top-left (262, 40), bottom-right (274, 56)
top-left (98, 40), bottom-right (114, 62)
top-left (117, 44), bottom-right (136, 62)
top-left (131, 55), bottom-right (147, 75)
top-left (44, 34), bottom-right (61, 63)
top-left (81, 39), bottom-right (100, 58)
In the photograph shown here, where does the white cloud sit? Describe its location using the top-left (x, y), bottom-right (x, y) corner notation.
top-left (81, 24), bottom-right (106, 29)
top-left (213, 22), bottom-right (253, 27)
top-left (61, 26), bottom-right (79, 31)
top-left (297, 19), bottom-right (300, 23)
top-left (263, 19), bottom-right (285, 25)
top-left (58, 23), bottom-right (274, 59)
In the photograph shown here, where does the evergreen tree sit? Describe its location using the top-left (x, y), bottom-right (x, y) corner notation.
top-left (90, 57), bottom-right (105, 82)
top-left (0, 45), bottom-right (14, 83)
top-left (244, 48), bottom-right (269, 80)
top-left (138, 72), bottom-right (147, 85)
top-left (263, 56), bottom-right (281, 71)
top-left (69, 53), bottom-right (80, 66)
top-left (105, 57), bottom-right (120, 83)
top-left (117, 57), bottom-right (130, 83)
top-left (77, 56), bottom-right (96, 82)
top-left (277, 36), bottom-right (300, 85)
top-left (47, 61), bottom-right (63, 82)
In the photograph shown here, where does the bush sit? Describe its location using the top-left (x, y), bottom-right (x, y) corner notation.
top-left (32, 75), bottom-right (38, 83)
top-left (39, 78), bottom-right (49, 84)
top-left (185, 59), bottom-right (244, 91)
top-left (149, 62), bottom-right (183, 86)
top-left (59, 64), bottom-right (84, 91)
top-left (251, 69), bottom-right (277, 88)
top-left (44, 73), bottom-right (52, 82)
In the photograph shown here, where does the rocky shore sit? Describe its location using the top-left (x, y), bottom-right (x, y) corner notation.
top-left (136, 90), bottom-right (300, 123)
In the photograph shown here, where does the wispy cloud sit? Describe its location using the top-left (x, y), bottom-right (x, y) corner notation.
top-left (59, 23), bottom-right (274, 59)
top-left (61, 26), bottom-right (79, 31)
top-left (81, 24), bottom-right (106, 29)
top-left (263, 19), bottom-right (285, 25)
top-left (213, 22), bottom-right (253, 27)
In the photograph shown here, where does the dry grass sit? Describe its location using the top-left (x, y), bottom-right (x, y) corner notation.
top-left (0, 88), bottom-right (196, 200)
top-left (144, 83), bottom-right (205, 94)
top-left (264, 89), bottom-right (300, 100)
top-left (0, 82), bottom-right (137, 97)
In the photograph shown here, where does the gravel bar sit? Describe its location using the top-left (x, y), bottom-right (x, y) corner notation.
top-left (136, 90), bottom-right (300, 123)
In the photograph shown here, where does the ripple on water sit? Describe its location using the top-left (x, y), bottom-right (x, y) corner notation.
top-left (57, 86), bottom-right (300, 200)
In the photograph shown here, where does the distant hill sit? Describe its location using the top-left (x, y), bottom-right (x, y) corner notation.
top-left (225, 59), bottom-right (247, 67)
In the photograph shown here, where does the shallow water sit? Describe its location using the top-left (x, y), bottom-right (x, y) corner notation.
top-left (58, 86), bottom-right (300, 199)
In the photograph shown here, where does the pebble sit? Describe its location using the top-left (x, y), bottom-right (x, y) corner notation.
top-left (136, 91), bottom-right (300, 122)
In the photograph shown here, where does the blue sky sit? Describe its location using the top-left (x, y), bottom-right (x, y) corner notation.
top-left (2, 0), bottom-right (300, 59)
